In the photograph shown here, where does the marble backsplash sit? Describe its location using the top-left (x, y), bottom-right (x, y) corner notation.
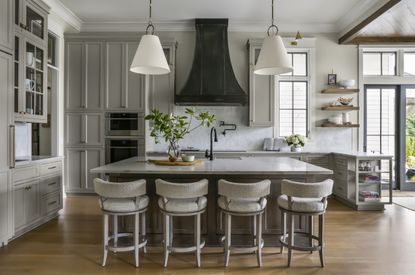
top-left (147, 106), bottom-right (355, 153)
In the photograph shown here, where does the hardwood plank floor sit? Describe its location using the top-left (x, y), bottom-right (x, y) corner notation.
top-left (1, 196), bottom-right (415, 275)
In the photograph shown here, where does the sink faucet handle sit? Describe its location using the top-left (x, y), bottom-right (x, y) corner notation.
top-left (205, 149), bottom-right (209, 158)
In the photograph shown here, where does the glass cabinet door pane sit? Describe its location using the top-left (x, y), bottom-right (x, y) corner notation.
top-left (26, 6), bottom-right (44, 39)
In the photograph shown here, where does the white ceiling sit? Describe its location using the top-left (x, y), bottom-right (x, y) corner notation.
top-left (55, 0), bottom-right (385, 33)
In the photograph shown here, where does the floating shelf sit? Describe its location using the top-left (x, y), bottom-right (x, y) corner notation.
top-left (321, 88), bottom-right (359, 94)
top-left (321, 106), bottom-right (360, 111)
top-left (320, 123), bottom-right (360, 128)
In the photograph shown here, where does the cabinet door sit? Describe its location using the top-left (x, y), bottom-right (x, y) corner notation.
top-left (0, 172), bottom-right (11, 244)
top-left (85, 43), bottom-right (103, 110)
top-left (0, 52), bottom-right (13, 171)
top-left (13, 186), bottom-right (25, 229)
top-left (105, 42), bottom-right (125, 110)
top-left (25, 182), bottom-right (40, 224)
top-left (65, 113), bottom-right (103, 146)
top-left (65, 148), bottom-right (104, 193)
top-left (148, 47), bottom-right (174, 114)
top-left (0, 0), bottom-right (13, 54)
top-left (21, 0), bottom-right (48, 44)
top-left (126, 42), bottom-right (144, 110)
top-left (249, 46), bottom-right (274, 127)
top-left (65, 42), bottom-right (83, 110)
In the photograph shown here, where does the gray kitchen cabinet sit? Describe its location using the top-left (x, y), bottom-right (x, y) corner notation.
top-left (0, 0), bottom-right (13, 54)
top-left (65, 42), bottom-right (104, 111)
top-left (104, 42), bottom-right (145, 111)
top-left (40, 176), bottom-right (62, 216)
top-left (65, 113), bottom-right (103, 147)
top-left (248, 40), bottom-right (275, 127)
top-left (14, 180), bottom-right (40, 232)
top-left (148, 44), bottom-right (176, 114)
top-left (0, 172), bottom-right (12, 246)
top-left (65, 148), bottom-right (105, 193)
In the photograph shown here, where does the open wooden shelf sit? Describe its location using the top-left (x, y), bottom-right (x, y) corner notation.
top-left (321, 106), bottom-right (360, 111)
top-left (321, 88), bottom-right (359, 94)
top-left (320, 123), bottom-right (360, 128)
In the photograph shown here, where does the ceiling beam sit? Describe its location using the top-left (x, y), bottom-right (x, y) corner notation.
top-left (338, 0), bottom-right (401, 44)
top-left (348, 36), bottom-right (415, 44)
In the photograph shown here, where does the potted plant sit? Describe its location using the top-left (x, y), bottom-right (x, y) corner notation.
top-left (145, 108), bottom-right (215, 162)
top-left (285, 134), bottom-right (305, 152)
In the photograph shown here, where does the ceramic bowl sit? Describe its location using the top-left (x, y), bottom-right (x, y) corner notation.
top-left (338, 79), bottom-right (355, 88)
top-left (181, 154), bottom-right (195, 162)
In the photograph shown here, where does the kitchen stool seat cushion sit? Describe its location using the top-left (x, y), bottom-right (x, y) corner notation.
top-left (158, 197), bottom-right (207, 213)
top-left (277, 195), bottom-right (327, 213)
top-left (218, 196), bottom-right (267, 213)
top-left (101, 195), bottom-right (149, 213)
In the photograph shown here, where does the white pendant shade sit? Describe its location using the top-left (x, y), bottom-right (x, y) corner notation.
top-left (254, 35), bottom-right (293, 75)
top-left (130, 34), bottom-right (170, 75)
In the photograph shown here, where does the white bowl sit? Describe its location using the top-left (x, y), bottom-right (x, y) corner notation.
top-left (338, 79), bottom-right (355, 88)
top-left (181, 154), bottom-right (195, 162)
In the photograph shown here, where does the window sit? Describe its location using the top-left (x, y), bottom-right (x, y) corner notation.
top-left (278, 51), bottom-right (309, 137)
top-left (404, 52), bottom-right (415, 76)
top-left (363, 52), bottom-right (396, 76)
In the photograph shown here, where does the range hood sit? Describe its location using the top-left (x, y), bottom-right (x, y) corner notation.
top-left (175, 19), bottom-right (248, 106)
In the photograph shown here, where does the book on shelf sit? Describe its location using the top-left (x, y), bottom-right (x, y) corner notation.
top-left (359, 190), bottom-right (380, 202)
top-left (359, 197), bottom-right (381, 202)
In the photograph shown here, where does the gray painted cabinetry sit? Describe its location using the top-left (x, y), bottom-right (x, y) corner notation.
top-left (0, 0), bottom-right (13, 53)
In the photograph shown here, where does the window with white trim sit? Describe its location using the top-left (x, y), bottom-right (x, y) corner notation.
top-left (363, 51), bottom-right (397, 76)
top-left (277, 52), bottom-right (310, 137)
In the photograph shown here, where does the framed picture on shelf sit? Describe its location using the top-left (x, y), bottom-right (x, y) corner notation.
top-left (328, 73), bottom-right (337, 85)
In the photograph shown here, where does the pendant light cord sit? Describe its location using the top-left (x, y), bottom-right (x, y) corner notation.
top-left (145, 0), bottom-right (155, 35)
top-left (267, 0), bottom-right (279, 36)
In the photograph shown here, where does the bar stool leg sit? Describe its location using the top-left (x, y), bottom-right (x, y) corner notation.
top-left (141, 212), bottom-right (147, 254)
top-left (280, 210), bottom-right (286, 254)
top-left (309, 216), bottom-right (313, 254)
top-left (253, 215), bottom-right (257, 251)
top-left (102, 214), bottom-right (109, 267)
top-left (224, 213), bottom-right (231, 267)
top-left (113, 215), bottom-right (118, 249)
top-left (134, 212), bottom-right (140, 267)
top-left (319, 214), bottom-right (325, 267)
top-left (256, 213), bottom-right (263, 267)
top-left (163, 213), bottom-right (170, 267)
top-left (195, 213), bottom-right (201, 267)
top-left (287, 213), bottom-right (294, 267)
top-left (169, 216), bottom-right (173, 247)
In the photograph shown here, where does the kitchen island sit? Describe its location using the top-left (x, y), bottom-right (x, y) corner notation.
top-left (90, 156), bottom-right (333, 246)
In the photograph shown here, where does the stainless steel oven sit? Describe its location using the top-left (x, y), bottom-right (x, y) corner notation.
top-left (105, 112), bottom-right (144, 136)
top-left (105, 138), bottom-right (145, 164)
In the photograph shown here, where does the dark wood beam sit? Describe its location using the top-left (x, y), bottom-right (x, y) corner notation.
top-left (338, 0), bottom-right (401, 44)
top-left (348, 36), bottom-right (415, 44)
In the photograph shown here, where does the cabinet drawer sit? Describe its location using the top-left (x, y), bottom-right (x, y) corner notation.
top-left (13, 166), bottom-right (39, 183)
top-left (40, 162), bottom-right (62, 177)
top-left (334, 184), bottom-right (347, 198)
top-left (40, 177), bottom-right (61, 196)
top-left (41, 192), bottom-right (62, 215)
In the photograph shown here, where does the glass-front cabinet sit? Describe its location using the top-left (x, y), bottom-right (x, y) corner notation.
top-left (14, 0), bottom-right (49, 44)
top-left (14, 0), bottom-right (49, 123)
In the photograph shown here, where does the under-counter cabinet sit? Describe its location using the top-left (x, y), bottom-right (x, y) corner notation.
top-left (0, 0), bottom-right (14, 53)
top-left (12, 159), bottom-right (63, 238)
top-left (65, 148), bottom-right (105, 193)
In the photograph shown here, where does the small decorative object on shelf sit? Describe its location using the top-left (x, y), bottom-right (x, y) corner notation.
top-left (338, 79), bottom-right (356, 89)
top-left (284, 134), bottom-right (305, 152)
top-left (337, 97), bottom-right (353, 106)
top-left (145, 108), bottom-right (215, 162)
top-left (328, 70), bottom-right (337, 86)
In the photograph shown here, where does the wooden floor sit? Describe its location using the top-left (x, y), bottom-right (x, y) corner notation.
top-left (1, 196), bottom-right (415, 275)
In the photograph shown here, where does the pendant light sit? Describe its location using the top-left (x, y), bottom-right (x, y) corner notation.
top-left (254, 0), bottom-right (293, 75)
top-left (130, 0), bottom-right (170, 75)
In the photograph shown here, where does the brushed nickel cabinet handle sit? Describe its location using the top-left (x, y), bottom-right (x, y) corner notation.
top-left (48, 166), bottom-right (57, 170)
top-left (48, 182), bottom-right (57, 186)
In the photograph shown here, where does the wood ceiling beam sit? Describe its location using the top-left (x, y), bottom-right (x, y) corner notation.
top-left (348, 36), bottom-right (415, 44)
top-left (338, 0), bottom-right (402, 45)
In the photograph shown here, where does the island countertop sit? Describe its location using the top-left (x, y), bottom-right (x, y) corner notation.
top-left (90, 156), bottom-right (333, 175)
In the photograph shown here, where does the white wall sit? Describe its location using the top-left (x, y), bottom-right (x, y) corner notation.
top-left (148, 31), bottom-right (359, 152)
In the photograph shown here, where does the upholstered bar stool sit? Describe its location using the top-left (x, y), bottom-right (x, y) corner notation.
top-left (217, 179), bottom-right (271, 267)
top-left (94, 178), bottom-right (149, 267)
top-left (278, 179), bottom-right (333, 267)
top-left (155, 179), bottom-right (208, 268)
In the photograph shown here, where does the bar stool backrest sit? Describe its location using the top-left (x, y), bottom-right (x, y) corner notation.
top-left (281, 179), bottom-right (333, 199)
top-left (155, 179), bottom-right (208, 199)
top-left (218, 179), bottom-right (271, 199)
top-left (94, 178), bottom-right (147, 199)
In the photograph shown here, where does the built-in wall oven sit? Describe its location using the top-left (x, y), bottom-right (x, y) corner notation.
top-left (105, 138), bottom-right (145, 164)
top-left (105, 112), bottom-right (144, 136)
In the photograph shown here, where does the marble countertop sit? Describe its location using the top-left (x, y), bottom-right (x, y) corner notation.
top-left (15, 156), bottom-right (63, 167)
top-left (90, 156), bottom-right (333, 175)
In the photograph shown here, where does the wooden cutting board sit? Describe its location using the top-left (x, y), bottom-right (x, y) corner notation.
top-left (148, 159), bottom-right (203, 166)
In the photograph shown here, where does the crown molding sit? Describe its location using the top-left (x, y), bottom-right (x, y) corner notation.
top-left (336, 0), bottom-right (390, 37)
top-left (43, 0), bottom-right (83, 32)
top-left (80, 20), bottom-right (337, 33)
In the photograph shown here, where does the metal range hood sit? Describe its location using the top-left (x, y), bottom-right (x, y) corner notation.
top-left (175, 19), bottom-right (248, 106)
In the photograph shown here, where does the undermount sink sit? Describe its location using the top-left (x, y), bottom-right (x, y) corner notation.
top-left (214, 156), bottom-right (242, 160)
